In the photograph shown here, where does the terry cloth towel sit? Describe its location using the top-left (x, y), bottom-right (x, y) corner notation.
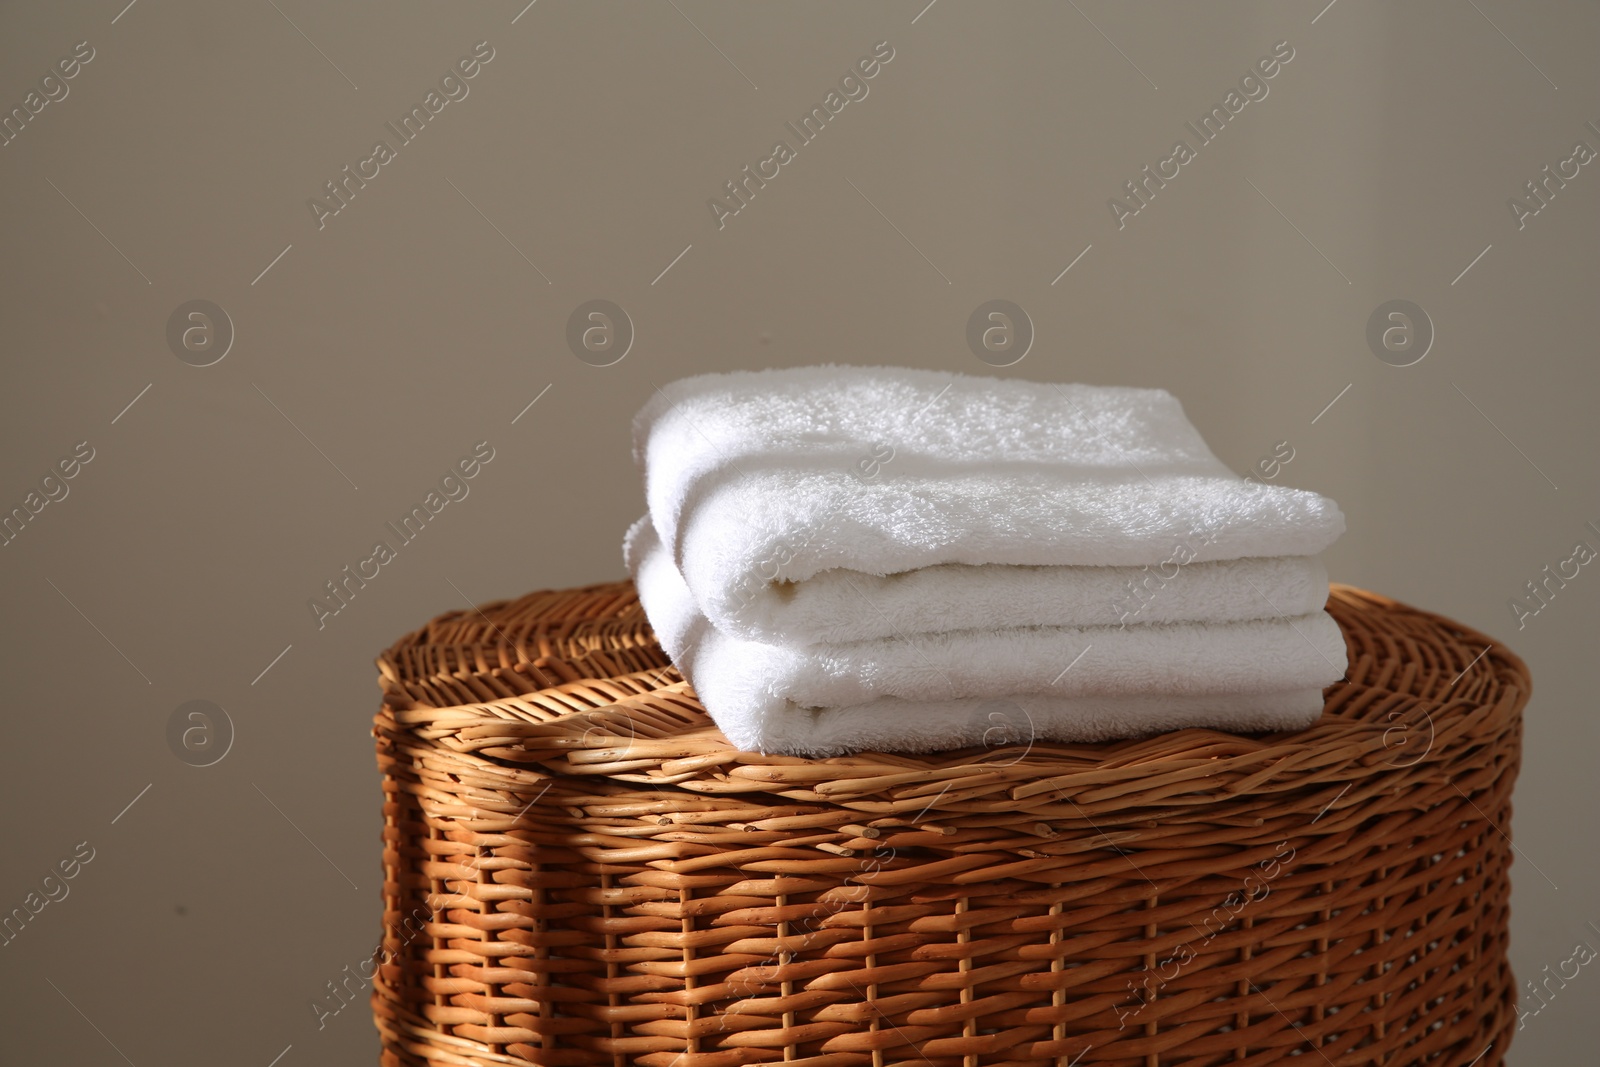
top-left (708, 554), bottom-right (1330, 645)
top-left (625, 518), bottom-right (1343, 756)
top-left (634, 365), bottom-right (1345, 641)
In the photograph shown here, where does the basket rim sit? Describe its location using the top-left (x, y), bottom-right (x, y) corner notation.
top-left (371, 582), bottom-right (1530, 819)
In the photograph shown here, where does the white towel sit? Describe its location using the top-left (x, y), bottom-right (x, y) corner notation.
top-left (707, 554), bottom-right (1331, 645)
top-left (625, 518), bottom-right (1342, 756)
top-left (635, 365), bottom-right (1345, 638)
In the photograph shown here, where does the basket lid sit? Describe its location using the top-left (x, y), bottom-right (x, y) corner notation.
top-left (374, 582), bottom-right (1529, 826)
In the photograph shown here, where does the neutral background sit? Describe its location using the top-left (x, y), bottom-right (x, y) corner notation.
top-left (1, 1), bottom-right (1595, 1064)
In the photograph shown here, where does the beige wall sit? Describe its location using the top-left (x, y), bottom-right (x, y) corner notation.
top-left (1, 2), bottom-right (1595, 1063)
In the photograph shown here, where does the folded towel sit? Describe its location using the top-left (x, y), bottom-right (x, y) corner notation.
top-left (626, 518), bottom-right (1342, 755)
top-left (635, 365), bottom-right (1345, 637)
top-left (706, 553), bottom-right (1331, 645)
top-left (681, 689), bottom-right (1330, 758)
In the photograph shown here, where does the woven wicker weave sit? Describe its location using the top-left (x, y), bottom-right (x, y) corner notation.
top-left (370, 582), bottom-right (1528, 1067)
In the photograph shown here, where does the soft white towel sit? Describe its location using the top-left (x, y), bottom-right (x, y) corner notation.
top-left (706, 554), bottom-right (1331, 645)
top-left (635, 365), bottom-right (1345, 638)
top-left (681, 688), bottom-right (1329, 759)
top-left (625, 518), bottom-right (1342, 755)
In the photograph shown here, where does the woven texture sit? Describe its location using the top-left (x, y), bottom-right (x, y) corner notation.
top-left (370, 582), bottom-right (1528, 1067)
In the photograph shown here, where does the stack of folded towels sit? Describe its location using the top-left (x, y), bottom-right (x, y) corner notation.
top-left (623, 365), bottom-right (1347, 757)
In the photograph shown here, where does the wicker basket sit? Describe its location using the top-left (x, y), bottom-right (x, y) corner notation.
top-left (370, 582), bottom-right (1528, 1067)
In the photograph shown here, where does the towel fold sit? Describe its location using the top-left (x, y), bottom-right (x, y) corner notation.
top-left (626, 518), bottom-right (1343, 755)
top-left (706, 553), bottom-right (1331, 645)
top-left (635, 365), bottom-right (1345, 635)
top-left (683, 689), bottom-right (1330, 759)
